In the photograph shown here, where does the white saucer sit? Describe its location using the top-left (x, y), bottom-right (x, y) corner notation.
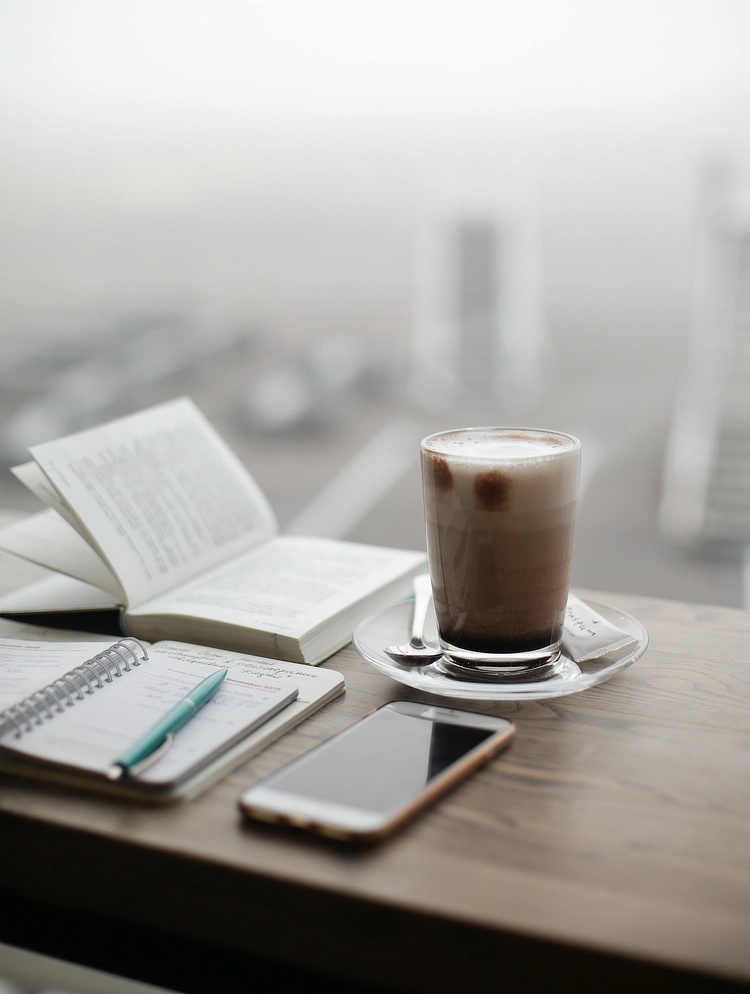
top-left (352, 595), bottom-right (648, 701)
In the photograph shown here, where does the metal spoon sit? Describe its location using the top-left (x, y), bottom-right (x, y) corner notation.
top-left (385, 575), bottom-right (443, 664)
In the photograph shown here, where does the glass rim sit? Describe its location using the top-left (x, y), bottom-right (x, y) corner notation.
top-left (420, 426), bottom-right (581, 459)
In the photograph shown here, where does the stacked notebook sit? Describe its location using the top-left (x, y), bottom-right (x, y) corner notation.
top-left (0, 634), bottom-right (344, 801)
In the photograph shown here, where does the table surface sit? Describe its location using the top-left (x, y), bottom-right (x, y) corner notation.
top-left (0, 552), bottom-right (749, 992)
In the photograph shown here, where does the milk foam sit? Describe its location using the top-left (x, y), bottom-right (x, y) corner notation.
top-left (421, 428), bottom-right (580, 510)
top-left (422, 428), bottom-right (578, 463)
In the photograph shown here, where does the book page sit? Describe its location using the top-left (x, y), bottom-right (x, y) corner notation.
top-left (28, 398), bottom-right (278, 607)
top-left (129, 535), bottom-right (426, 638)
top-left (0, 639), bottom-right (298, 784)
top-left (0, 574), bottom-right (119, 616)
top-left (0, 511), bottom-right (124, 598)
top-left (12, 461), bottom-right (82, 529)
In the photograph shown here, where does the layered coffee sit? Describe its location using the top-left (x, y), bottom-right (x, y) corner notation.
top-left (421, 428), bottom-right (580, 664)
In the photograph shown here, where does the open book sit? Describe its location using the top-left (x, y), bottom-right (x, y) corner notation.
top-left (0, 635), bottom-right (344, 801)
top-left (0, 398), bottom-right (425, 663)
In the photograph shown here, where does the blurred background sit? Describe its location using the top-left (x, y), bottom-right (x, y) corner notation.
top-left (1, 0), bottom-right (750, 616)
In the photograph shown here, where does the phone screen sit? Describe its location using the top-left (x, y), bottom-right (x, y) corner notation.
top-left (239, 702), bottom-right (514, 840)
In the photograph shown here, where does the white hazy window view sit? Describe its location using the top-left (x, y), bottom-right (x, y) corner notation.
top-left (1, 0), bottom-right (749, 609)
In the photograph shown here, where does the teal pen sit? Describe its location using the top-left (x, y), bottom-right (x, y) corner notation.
top-left (108, 668), bottom-right (227, 779)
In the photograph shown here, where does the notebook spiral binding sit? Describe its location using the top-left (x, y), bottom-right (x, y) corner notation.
top-left (1, 638), bottom-right (149, 739)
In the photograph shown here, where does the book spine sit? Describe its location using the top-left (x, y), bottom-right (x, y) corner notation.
top-left (1, 638), bottom-right (148, 739)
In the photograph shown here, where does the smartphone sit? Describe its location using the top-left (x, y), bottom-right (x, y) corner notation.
top-left (238, 701), bottom-right (515, 843)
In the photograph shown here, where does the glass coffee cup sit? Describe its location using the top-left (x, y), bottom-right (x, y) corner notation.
top-left (421, 427), bottom-right (581, 681)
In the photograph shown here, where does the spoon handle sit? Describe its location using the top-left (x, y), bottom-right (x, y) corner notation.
top-left (411, 575), bottom-right (433, 648)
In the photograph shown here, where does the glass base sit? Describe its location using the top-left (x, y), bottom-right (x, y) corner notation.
top-left (438, 639), bottom-right (564, 682)
top-left (353, 595), bottom-right (648, 700)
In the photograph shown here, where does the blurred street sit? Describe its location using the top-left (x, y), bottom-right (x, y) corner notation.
top-left (0, 304), bottom-right (744, 610)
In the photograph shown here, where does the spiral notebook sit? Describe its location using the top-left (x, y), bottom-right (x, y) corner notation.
top-left (0, 636), bottom-right (344, 801)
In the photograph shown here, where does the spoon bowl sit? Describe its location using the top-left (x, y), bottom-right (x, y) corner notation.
top-left (384, 575), bottom-right (443, 665)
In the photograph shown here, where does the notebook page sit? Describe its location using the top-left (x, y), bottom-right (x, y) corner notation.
top-left (0, 639), bottom-right (121, 706)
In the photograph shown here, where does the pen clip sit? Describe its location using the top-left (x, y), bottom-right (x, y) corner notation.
top-left (107, 734), bottom-right (175, 781)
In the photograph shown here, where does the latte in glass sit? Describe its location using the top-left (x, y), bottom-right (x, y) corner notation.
top-left (421, 427), bottom-right (580, 677)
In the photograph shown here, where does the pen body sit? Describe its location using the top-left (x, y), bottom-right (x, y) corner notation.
top-left (113, 668), bottom-right (227, 774)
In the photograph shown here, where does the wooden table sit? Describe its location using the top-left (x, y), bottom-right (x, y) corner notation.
top-left (1, 574), bottom-right (749, 993)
